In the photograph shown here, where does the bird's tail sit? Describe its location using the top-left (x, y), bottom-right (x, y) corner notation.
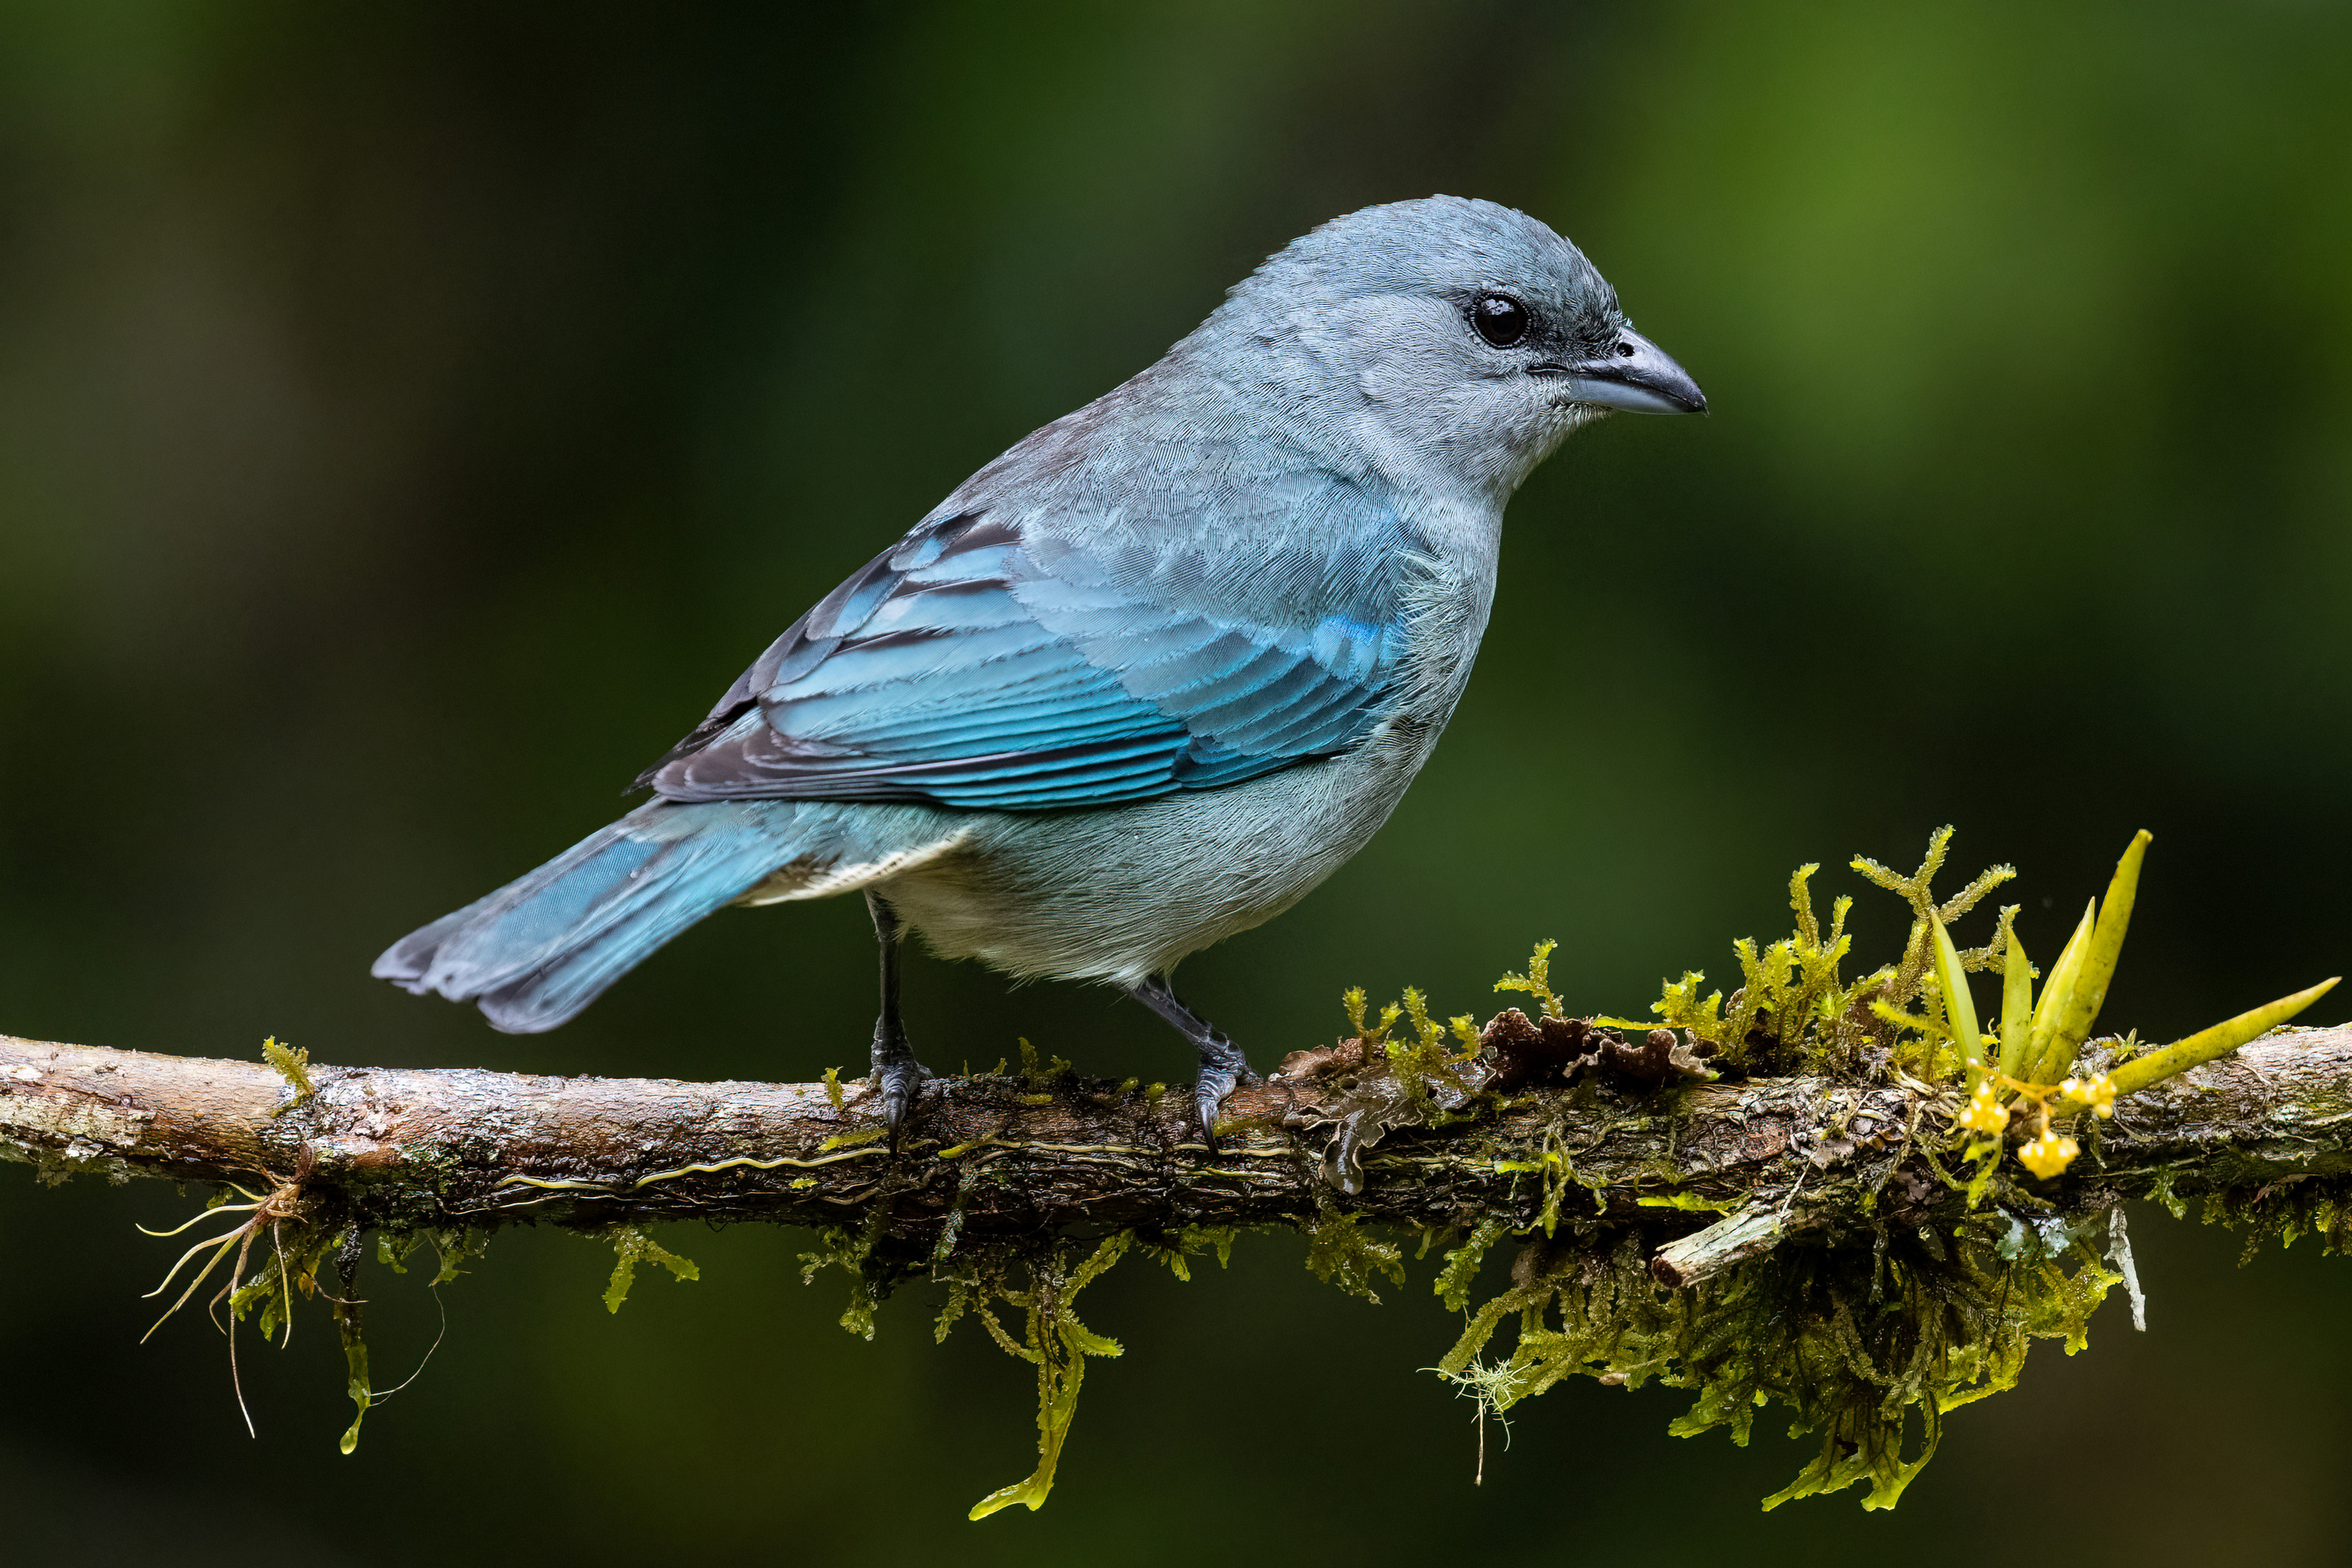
top-left (373, 797), bottom-right (967, 1033)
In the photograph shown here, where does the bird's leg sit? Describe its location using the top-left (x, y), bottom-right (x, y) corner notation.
top-left (866, 891), bottom-right (931, 1144)
top-left (1123, 975), bottom-right (1259, 1154)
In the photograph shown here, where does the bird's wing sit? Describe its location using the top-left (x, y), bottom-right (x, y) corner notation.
top-left (641, 492), bottom-right (1414, 811)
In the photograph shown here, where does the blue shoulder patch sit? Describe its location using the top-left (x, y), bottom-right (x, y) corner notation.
top-left (646, 496), bottom-right (1410, 811)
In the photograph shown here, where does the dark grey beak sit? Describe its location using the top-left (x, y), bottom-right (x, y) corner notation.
top-left (1559, 327), bottom-right (1707, 415)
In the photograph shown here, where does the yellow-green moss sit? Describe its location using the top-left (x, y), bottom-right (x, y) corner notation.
top-left (601, 1225), bottom-right (700, 1313)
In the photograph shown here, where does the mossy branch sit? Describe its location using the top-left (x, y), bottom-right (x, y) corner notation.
top-left (9, 829), bottom-right (2340, 1519)
top-left (7, 1022), bottom-right (2350, 1252)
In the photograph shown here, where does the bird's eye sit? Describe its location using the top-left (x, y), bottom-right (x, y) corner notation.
top-left (1470, 294), bottom-right (1530, 349)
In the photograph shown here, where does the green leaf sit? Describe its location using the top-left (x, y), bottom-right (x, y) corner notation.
top-left (1931, 916), bottom-right (1983, 1091)
top-left (2025, 901), bottom-right (2096, 1084)
top-left (2050, 830), bottom-right (2151, 1075)
top-left (1998, 926), bottom-right (2035, 1082)
top-left (2107, 978), bottom-right (2340, 1095)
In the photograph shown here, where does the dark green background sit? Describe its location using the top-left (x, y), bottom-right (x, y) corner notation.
top-left (3, 2), bottom-right (2347, 1563)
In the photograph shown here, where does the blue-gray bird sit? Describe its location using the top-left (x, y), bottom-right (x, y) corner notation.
top-left (375, 195), bottom-right (1705, 1145)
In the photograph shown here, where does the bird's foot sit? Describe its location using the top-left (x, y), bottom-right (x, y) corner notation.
top-left (1121, 975), bottom-right (1261, 1157)
top-left (871, 1034), bottom-right (933, 1149)
top-left (1193, 1041), bottom-right (1261, 1158)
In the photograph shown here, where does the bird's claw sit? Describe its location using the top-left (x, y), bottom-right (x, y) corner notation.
top-left (1194, 1063), bottom-right (1258, 1157)
top-left (873, 1049), bottom-right (932, 1149)
top-left (1123, 975), bottom-right (1258, 1159)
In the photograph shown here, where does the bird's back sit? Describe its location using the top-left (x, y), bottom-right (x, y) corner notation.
top-left (640, 353), bottom-right (1456, 818)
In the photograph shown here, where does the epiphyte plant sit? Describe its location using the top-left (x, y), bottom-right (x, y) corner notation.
top-left (1428, 828), bottom-right (2341, 1512)
top-left (1915, 831), bottom-right (2338, 1185)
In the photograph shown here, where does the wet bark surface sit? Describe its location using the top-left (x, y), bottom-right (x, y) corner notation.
top-left (8, 1025), bottom-right (2350, 1255)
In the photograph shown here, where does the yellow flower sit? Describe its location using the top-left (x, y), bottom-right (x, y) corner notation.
top-left (1956, 1080), bottom-right (2009, 1134)
top-left (2016, 1131), bottom-right (2080, 1179)
top-left (2062, 1072), bottom-right (2118, 1120)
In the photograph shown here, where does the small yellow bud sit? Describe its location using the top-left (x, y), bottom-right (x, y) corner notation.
top-left (2016, 1131), bottom-right (2081, 1179)
top-left (2063, 1071), bottom-right (2118, 1120)
top-left (1956, 1080), bottom-right (2009, 1134)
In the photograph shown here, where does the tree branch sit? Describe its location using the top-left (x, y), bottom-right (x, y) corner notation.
top-left (8, 1022), bottom-right (2350, 1258)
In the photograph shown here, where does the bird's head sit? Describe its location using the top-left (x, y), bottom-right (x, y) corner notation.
top-left (1196, 195), bottom-right (1705, 501)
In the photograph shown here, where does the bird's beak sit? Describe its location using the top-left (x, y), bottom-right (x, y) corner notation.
top-left (1557, 328), bottom-right (1708, 415)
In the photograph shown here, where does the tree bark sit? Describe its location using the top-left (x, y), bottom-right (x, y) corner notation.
top-left (8, 1022), bottom-right (2350, 1258)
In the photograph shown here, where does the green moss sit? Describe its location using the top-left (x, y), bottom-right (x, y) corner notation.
top-left (373, 1226), bottom-right (488, 1282)
top-left (1356, 829), bottom-right (2321, 1512)
top-left (1435, 1218), bottom-right (1508, 1312)
top-left (938, 1234), bottom-right (1134, 1520)
top-left (1492, 1123), bottom-right (1605, 1236)
top-left (261, 1036), bottom-right (315, 1114)
top-left (429, 1229), bottom-right (488, 1285)
top-left (1494, 940), bottom-right (1563, 1018)
top-left (2200, 1175), bottom-right (2352, 1259)
top-left (332, 1239), bottom-right (372, 1456)
top-left (1621, 833), bottom-right (2017, 1081)
top-left (1136, 1225), bottom-right (1237, 1282)
top-left (1637, 1192), bottom-right (1736, 1214)
top-left (1014, 1036), bottom-right (1073, 1088)
top-left (601, 1225), bottom-right (701, 1313)
top-left (1300, 1206), bottom-right (1405, 1303)
top-left (220, 1218), bottom-right (336, 1348)
top-left (799, 1216), bottom-right (895, 1341)
top-left (1436, 1212), bottom-right (2118, 1511)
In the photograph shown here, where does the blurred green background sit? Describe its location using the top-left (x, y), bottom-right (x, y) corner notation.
top-left (3, 2), bottom-right (2349, 1563)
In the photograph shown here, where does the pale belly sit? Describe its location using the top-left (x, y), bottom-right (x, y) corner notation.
top-left (873, 720), bottom-right (1433, 986)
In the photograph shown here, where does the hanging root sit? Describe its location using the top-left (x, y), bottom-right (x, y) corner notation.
top-left (136, 1147), bottom-right (315, 1436)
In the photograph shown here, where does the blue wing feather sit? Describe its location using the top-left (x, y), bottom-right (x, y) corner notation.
top-left (645, 487), bottom-right (1411, 811)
